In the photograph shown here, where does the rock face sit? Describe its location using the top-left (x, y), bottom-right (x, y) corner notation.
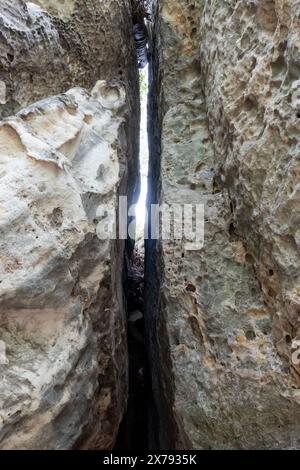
top-left (0, 0), bottom-right (138, 117)
top-left (0, 82), bottom-right (128, 450)
top-left (146, 0), bottom-right (300, 450)
top-left (0, 0), bottom-right (140, 206)
top-left (0, 0), bottom-right (140, 450)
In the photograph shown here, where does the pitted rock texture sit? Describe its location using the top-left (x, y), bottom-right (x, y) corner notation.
top-left (200, 0), bottom-right (300, 380)
top-left (0, 0), bottom-right (141, 270)
top-left (0, 82), bottom-right (129, 450)
top-left (0, 0), bottom-right (140, 450)
top-left (0, 0), bottom-right (138, 116)
top-left (0, 0), bottom-right (140, 205)
top-left (146, 0), bottom-right (300, 450)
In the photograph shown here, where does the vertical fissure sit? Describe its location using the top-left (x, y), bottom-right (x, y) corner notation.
top-left (115, 2), bottom-right (154, 451)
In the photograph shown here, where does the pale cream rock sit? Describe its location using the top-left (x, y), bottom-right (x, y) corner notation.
top-left (0, 341), bottom-right (7, 365)
top-left (0, 0), bottom-right (139, 135)
top-left (0, 0), bottom-right (139, 451)
top-left (0, 81), bottom-right (128, 450)
top-left (0, 82), bottom-right (6, 105)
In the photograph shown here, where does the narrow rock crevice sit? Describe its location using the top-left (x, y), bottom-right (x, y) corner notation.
top-left (2, 0), bottom-right (300, 453)
top-left (115, 249), bottom-right (148, 450)
top-left (114, 1), bottom-right (155, 451)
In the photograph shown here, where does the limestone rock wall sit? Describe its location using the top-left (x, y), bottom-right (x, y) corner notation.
top-left (0, 0), bottom-right (138, 117)
top-left (0, 82), bottom-right (128, 450)
top-left (0, 0), bottom-right (140, 450)
top-left (146, 0), bottom-right (300, 450)
top-left (0, 0), bottom-right (139, 208)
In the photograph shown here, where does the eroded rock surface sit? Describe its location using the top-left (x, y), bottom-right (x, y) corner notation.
top-left (146, 0), bottom-right (300, 450)
top-left (0, 0), bottom-right (140, 450)
top-left (0, 0), bottom-right (140, 206)
top-left (0, 0), bottom-right (138, 116)
top-left (0, 81), bottom-right (130, 450)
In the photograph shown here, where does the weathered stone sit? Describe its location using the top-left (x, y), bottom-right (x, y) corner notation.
top-left (0, 0), bottom-right (138, 114)
top-left (0, 81), bottom-right (130, 450)
top-left (0, 0), bottom-right (140, 209)
top-left (146, 0), bottom-right (300, 450)
top-left (0, 0), bottom-right (140, 451)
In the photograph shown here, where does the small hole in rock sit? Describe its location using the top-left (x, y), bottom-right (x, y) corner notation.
top-left (245, 330), bottom-right (256, 341)
top-left (229, 223), bottom-right (236, 235)
top-left (186, 283), bottom-right (196, 293)
top-left (245, 253), bottom-right (255, 264)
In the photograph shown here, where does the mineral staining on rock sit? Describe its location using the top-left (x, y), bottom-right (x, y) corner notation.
top-left (146, 0), bottom-right (300, 450)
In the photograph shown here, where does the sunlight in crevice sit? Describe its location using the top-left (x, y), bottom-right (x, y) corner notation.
top-left (135, 66), bottom-right (149, 247)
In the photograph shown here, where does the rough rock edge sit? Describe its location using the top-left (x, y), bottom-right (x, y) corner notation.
top-left (146, 0), bottom-right (300, 450)
top-left (0, 81), bottom-right (128, 450)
